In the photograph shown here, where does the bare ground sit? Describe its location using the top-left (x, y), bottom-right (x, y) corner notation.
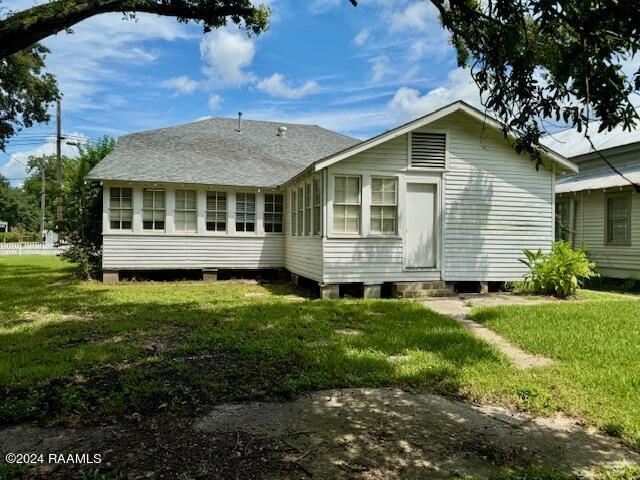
top-left (2, 388), bottom-right (638, 479)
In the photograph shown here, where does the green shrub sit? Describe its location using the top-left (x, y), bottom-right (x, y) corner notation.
top-left (516, 241), bottom-right (598, 298)
top-left (0, 231), bottom-right (39, 243)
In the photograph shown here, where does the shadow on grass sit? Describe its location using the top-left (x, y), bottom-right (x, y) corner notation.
top-left (0, 257), bottom-right (508, 426)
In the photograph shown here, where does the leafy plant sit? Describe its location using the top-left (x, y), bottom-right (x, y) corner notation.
top-left (516, 241), bottom-right (598, 298)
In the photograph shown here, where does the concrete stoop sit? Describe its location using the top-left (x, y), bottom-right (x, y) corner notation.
top-left (391, 281), bottom-right (454, 299)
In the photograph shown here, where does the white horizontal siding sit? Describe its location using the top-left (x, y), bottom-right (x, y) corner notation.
top-left (424, 113), bottom-right (554, 281)
top-left (103, 235), bottom-right (285, 269)
top-left (571, 189), bottom-right (640, 278)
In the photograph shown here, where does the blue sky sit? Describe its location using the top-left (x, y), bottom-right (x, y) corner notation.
top-left (1, 0), bottom-right (484, 183)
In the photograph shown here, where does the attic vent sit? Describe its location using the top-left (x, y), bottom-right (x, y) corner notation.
top-left (410, 132), bottom-right (446, 169)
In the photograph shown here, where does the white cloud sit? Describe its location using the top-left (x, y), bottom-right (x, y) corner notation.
top-left (388, 68), bottom-right (481, 122)
top-left (200, 28), bottom-right (256, 86)
top-left (353, 29), bottom-right (370, 46)
top-left (257, 73), bottom-right (320, 99)
top-left (161, 76), bottom-right (201, 95)
top-left (208, 94), bottom-right (223, 110)
top-left (1, 133), bottom-right (88, 185)
top-left (40, 13), bottom-right (195, 111)
top-left (370, 56), bottom-right (392, 83)
top-left (389, 1), bottom-right (437, 32)
top-left (309, 0), bottom-right (341, 14)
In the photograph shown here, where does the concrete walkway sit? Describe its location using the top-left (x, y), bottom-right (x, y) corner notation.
top-left (421, 295), bottom-right (554, 369)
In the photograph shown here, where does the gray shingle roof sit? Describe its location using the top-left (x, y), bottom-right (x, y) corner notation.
top-left (86, 118), bottom-right (360, 188)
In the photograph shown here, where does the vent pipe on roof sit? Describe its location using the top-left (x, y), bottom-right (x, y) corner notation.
top-left (236, 112), bottom-right (243, 133)
top-left (277, 126), bottom-right (287, 137)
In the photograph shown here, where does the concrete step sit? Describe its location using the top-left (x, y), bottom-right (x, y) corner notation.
top-left (391, 281), bottom-right (447, 294)
top-left (396, 288), bottom-right (455, 299)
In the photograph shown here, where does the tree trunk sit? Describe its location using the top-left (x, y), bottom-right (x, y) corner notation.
top-left (0, 0), bottom-right (254, 58)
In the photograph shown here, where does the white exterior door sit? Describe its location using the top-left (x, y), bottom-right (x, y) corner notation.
top-left (405, 183), bottom-right (437, 268)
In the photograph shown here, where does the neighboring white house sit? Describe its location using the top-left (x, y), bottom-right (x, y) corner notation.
top-left (0, 220), bottom-right (7, 233)
top-left (86, 101), bottom-right (577, 297)
top-left (545, 123), bottom-right (640, 280)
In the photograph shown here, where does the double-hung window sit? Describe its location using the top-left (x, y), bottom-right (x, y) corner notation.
top-left (370, 177), bottom-right (397, 235)
top-left (109, 187), bottom-right (132, 230)
top-left (143, 188), bottom-right (165, 231)
top-left (606, 193), bottom-right (632, 245)
top-left (175, 189), bottom-right (197, 232)
top-left (291, 189), bottom-right (297, 236)
top-left (333, 176), bottom-right (360, 234)
top-left (297, 186), bottom-right (304, 235)
top-left (313, 177), bottom-right (321, 235)
top-left (236, 192), bottom-right (256, 232)
top-left (206, 191), bottom-right (227, 232)
top-left (265, 194), bottom-right (284, 233)
top-left (304, 183), bottom-right (312, 235)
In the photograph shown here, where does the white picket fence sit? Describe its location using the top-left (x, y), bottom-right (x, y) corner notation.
top-left (0, 242), bottom-right (67, 256)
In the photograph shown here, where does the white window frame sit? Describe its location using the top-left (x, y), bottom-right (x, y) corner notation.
top-left (313, 177), bottom-right (322, 236)
top-left (297, 185), bottom-right (304, 236)
top-left (206, 191), bottom-right (227, 233)
top-left (109, 187), bottom-right (133, 231)
top-left (370, 177), bottom-right (398, 235)
top-left (331, 175), bottom-right (361, 236)
top-left (605, 191), bottom-right (632, 246)
top-left (304, 182), bottom-right (312, 235)
top-left (235, 191), bottom-right (256, 234)
top-left (174, 189), bottom-right (198, 233)
top-left (291, 188), bottom-right (297, 236)
top-left (142, 188), bottom-right (166, 231)
top-left (407, 129), bottom-right (449, 171)
top-left (264, 193), bottom-right (284, 234)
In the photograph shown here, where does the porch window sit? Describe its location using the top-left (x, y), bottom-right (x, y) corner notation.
top-left (206, 191), bottom-right (227, 232)
top-left (370, 177), bottom-right (397, 234)
top-left (109, 187), bottom-right (132, 230)
top-left (297, 186), bottom-right (304, 235)
top-left (313, 177), bottom-right (321, 235)
top-left (333, 176), bottom-right (360, 234)
top-left (142, 188), bottom-right (165, 231)
top-left (175, 189), bottom-right (197, 232)
top-left (264, 194), bottom-right (284, 233)
top-left (606, 193), bottom-right (631, 245)
top-left (304, 182), bottom-right (312, 235)
top-left (236, 192), bottom-right (256, 232)
top-left (291, 189), bottom-right (297, 236)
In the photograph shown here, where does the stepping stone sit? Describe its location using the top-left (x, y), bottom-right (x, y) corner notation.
top-left (335, 328), bottom-right (362, 336)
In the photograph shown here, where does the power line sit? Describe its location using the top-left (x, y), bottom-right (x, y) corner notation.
top-left (65, 113), bottom-right (128, 133)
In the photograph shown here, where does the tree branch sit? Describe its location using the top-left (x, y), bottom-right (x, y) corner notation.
top-left (0, 0), bottom-right (258, 59)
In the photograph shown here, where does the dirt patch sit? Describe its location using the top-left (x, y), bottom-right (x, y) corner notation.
top-left (196, 389), bottom-right (639, 479)
top-left (2, 389), bottom-right (639, 479)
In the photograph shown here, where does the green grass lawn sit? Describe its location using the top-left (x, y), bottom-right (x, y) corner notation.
top-left (470, 297), bottom-right (640, 449)
top-left (1, 256), bottom-right (640, 455)
top-left (0, 256), bottom-right (509, 425)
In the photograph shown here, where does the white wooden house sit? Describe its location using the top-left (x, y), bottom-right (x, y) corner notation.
top-left (86, 101), bottom-right (577, 297)
top-left (545, 124), bottom-right (640, 279)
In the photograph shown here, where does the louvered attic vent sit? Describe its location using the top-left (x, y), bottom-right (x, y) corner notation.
top-left (410, 132), bottom-right (446, 169)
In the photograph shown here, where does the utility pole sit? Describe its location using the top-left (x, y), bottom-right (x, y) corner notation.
top-left (55, 98), bottom-right (62, 225)
top-left (40, 160), bottom-right (46, 240)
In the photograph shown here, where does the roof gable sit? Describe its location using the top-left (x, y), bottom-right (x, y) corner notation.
top-left (310, 101), bottom-right (577, 174)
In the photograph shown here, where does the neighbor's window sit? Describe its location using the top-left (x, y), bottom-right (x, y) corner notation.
top-left (370, 177), bottom-right (397, 235)
top-left (142, 188), bottom-right (165, 230)
top-left (333, 176), bottom-right (360, 234)
top-left (291, 189), bottom-right (297, 236)
top-left (606, 193), bottom-right (631, 245)
top-left (109, 187), bottom-right (132, 230)
top-left (265, 194), bottom-right (284, 233)
top-left (313, 177), bottom-right (321, 235)
top-left (236, 192), bottom-right (256, 232)
top-left (555, 199), bottom-right (571, 242)
top-left (297, 186), bottom-right (304, 235)
top-left (206, 191), bottom-right (227, 232)
top-left (304, 182), bottom-right (312, 235)
top-left (175, 189), bottom-right (197, 232)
